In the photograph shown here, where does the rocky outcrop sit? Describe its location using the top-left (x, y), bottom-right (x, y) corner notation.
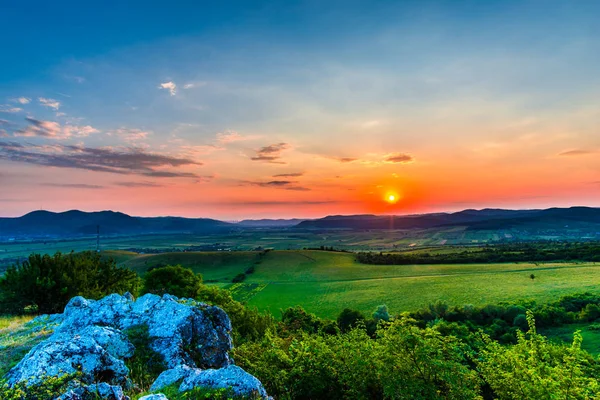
top-left (4, 293), bottom-right (269, 399)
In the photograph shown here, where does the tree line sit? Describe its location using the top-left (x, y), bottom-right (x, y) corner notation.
top-left (356, 242), bottom-right (600, 265)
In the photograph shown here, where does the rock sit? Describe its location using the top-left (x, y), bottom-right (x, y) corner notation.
top-left (139, 395), bottom-right (168, 400)
top-left (150, 365), bottom-right (194, 392)
top-left (4, 293), bottom-right (268, 399)
top-left (6, 325), bottom-right (134, 387)
top-left (179, 366), bottom-right (269, 399)
top-left (57, 382), bottom-right (129, 400)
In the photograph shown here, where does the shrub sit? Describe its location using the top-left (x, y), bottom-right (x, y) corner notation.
top-left (336, 308), bottom-right (365, 333)
top-left (142, 265), bottom-right (202, 299)
top-left (232, 273), bottom-right (247, 283)
top-left (0, 251), bottom-right (140, 315)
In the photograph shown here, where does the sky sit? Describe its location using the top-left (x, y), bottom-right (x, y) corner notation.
top-left (0, 0), bottom-right (599, 219)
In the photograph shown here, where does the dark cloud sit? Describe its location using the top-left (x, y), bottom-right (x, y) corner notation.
top-left (384, 153), bottom-right (414, 163)
top-left (337, 157), bottom-right (357, 163)
top-left (251, 143), bottom-right (290, 164)
top-left (558, 149), bottom-right (594, 156)
top-left (114, 181), bottom-right (165, 188)
top-left (0, 142), bottom-right (201, 178)
top-left (43, 183), bottom-right (104, 189)
top-left (241, 179), bottom-right (311, 191)
top-left (273, 172), bottom-right (304, 177)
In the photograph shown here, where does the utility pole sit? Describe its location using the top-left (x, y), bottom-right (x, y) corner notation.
top-left (96, 225), bottom-right (100, 253)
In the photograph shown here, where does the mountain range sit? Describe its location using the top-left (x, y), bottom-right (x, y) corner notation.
top-left (0, 207), bottom-right (599, 238)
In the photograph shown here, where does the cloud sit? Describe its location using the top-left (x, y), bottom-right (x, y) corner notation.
top-left (0, 142), bottom-right (201, 178)
top-left (39, 97), bottom-right (61, 110)
top-left (0, 106), bottom-right (23, 113)
top-left (337, 157), bottom-right (357, 163)
top-left (43, 183), bottom-right (104, 189)
top-left (251, 142), bottom-right (290, 163)
top-left (108, 128), bottom-right (150, 142)
top-left (384, 153), bottom-right (414, 163)
top-left (114, 181), bottom-right (164, 188)
top-left (183, 82), bottom-right (206, 89)
top-left (216, 131), bottom-right (255, 144)
top-left (558, 149), bottom-right (595, 156)
top-left (12, 97), bottom-right (31, 104)
top-left (242, 179), bottom-right (310, 191)
top-left (0, 130), bottom-right (9, 138)
top-left (14, 117), bottom-right (99, 139)
top-left (273, 172), bottom-right (304, 177)
top-left (158, 81), bottom-right (177, 96)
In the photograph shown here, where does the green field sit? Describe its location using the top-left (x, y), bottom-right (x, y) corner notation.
top-left (114, 250), bottom-right (600, 319)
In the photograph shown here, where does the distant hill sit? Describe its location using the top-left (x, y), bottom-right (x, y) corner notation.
top-left (295, 207), bottom-right (600, 231)
top-left (236, 218), bottom-right (308, 228)
top-left (0, 210), bottom-right (232, 237)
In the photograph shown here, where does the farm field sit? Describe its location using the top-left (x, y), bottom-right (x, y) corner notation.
top-left (3, 224), bottom-right (587, 272)
top-left (114, 249), bottom-right (600, 319)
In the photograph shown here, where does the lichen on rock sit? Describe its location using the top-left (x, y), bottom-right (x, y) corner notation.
top-left (3, 293), bottom-right (269, 399)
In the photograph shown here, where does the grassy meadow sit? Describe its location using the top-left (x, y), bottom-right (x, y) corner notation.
top-left (113, 249), bottom-right (600, 319)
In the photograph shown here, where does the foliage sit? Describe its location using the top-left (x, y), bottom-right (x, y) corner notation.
top-left (478, 311), bottom-right (600, 399)
top-left (337, 308), bottom-right (365, 333)
top-left (373, 304), bottom-right (390, 322)
top-left (232, 273), bottom-right (247, 283)
top-left (356, 242), bottom-right (600, 265)
top-left (197, 284), bottom-right (274, 344)
top-left (0, 251), bottom-right (140, 314)
top-left (142, 265), bottom-right (203, 298)
top-left (0, 374), bottom-right (76, 400)
top-left (124, 324), bottom-right (166, 393)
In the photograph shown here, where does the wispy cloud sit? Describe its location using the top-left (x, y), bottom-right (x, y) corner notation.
top-left (38, 97), bottom-right (61, 110)
top-left (12, 97), bottom-right (31, 104)
top-left (183, 81), bottom-right (206, 89)
top-left (273, 172), bottom-right (304, 177)
top-left (0, 142), bottom-right (201, 178)
top-left (216, 130), bottom-right (257, 144)
top-left (158, 81), bottom-right (177, 96)
top-left (384, 153), bottom-right (414, 163)
top-left (42, 183), bottom-right (104, 189)
top-left (558, 149), bottom-right (595, 156)
top-left (0, 105), bottom-right (23, 113)
top-left (14, 117), bottom-right (99, 139)
top-left (114, 181), bottom-right (164, 188)
top-left (251, 142), bottom-right (290, 164)
top-left (337, 157), bottom-right (357, 163)
top-left (108, 128), bottom-right (150, 142)
top-left (241, 179), bottom-right (310, 191)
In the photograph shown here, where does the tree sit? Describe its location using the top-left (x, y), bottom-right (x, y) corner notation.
top-left (530, 274), bottom-right (535, 280)
top-left (478, 311), bottom-right (599, 399)
top-left (337, 308), bottom-right (365, 333)
top-left (0, 251), bottom-right (140, 314)
top-left (142, 265), bottom-right (203, 299)
top-left (373, 304), bottom-right (390, 322)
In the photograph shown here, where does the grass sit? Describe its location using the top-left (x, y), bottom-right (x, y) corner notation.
top-left (540, 324), bottom-right (600, 356)
top-left (117, 250), bottom-right (600, 319)
top-left (0, 315), bottom-right (51, 376)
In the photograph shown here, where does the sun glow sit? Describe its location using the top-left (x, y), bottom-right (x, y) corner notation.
top-left (385, 192), bottom-right (399, 204)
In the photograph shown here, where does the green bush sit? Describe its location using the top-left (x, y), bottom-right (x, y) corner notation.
top-left (0, 251), bottom-right (140, 314)
top-left (142, 265), bottom-right (202, 299)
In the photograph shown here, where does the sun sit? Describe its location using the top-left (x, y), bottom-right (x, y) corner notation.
top-left (385, 193), bottom-right (399, 204)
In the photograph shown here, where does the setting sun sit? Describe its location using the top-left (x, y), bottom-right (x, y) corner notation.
top-left (385, 193), bottom-right (399, 204)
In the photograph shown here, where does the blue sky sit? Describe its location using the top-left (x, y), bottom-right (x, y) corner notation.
top-left (1, 1), bottom-right (599, 218)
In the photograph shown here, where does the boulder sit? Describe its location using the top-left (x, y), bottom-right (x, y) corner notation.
top-left (57, 382), bottom-right (129, 400)
top-left (179, 365), bottom-right (269, 399)
top-left (3, 293), bottom-right (268, 399)
top-left (139, 395), bottom-right (168, 400)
